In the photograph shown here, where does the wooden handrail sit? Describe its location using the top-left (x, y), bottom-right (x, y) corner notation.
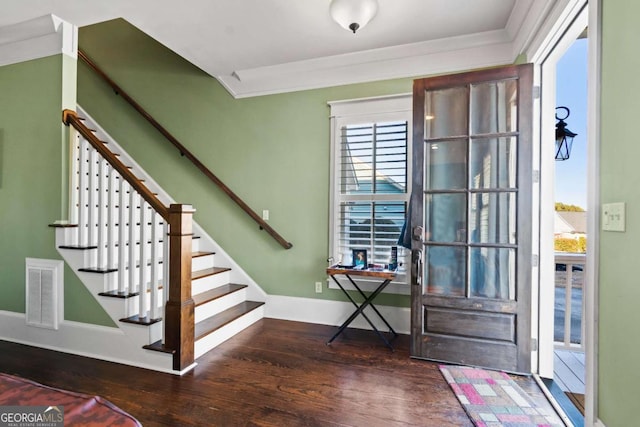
top-left (63, 109), bottom-right (169, 220)
top-left (77, 49), bottom-right (293, 250)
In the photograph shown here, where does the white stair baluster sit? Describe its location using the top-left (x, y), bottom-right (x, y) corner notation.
top-left (97, 157), bottom-right (106, 269)
top-left (77, 138), bottom-right (88, 247)
top-left (118, 179), bottom-right (128, 294)
top-left (87, 148), bottom-right (97, 266)
top-left (128, 189), bottom-right (138, 294)
top-left (68, 131), bottom-right (80, 231)
top-left (107, 169), bottom-right (116, 270)
top-left (150, 212), bottom-right (160, 320)
top-left (163, 221), bottom-right (169, 305)
top-left (139, 200), bottom-right (149, 319)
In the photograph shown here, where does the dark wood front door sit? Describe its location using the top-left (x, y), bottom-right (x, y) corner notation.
top-left (410, 64), bottom-right (534, 373)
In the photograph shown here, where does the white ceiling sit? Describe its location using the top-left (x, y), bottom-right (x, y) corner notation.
top-left (1, 0), bottom-right (555, 98)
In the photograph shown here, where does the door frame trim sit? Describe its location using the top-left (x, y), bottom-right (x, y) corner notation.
top-left (528, 0), bottom-right (599, 425)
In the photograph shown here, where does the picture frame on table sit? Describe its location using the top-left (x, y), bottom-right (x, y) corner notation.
top-left (352, 249), bottom-right (367, 269)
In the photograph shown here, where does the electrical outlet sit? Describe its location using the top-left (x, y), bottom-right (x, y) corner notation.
top-left (315, 281), bottom-right (322, 293)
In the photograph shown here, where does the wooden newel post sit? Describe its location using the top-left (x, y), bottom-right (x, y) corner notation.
top-left (165, 204), bottom-right (195, 371)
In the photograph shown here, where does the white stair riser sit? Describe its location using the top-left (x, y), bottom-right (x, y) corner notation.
top-left (54, 227), bottom-right (77, 245)
top-left (75, 270), bottom-right (110, 295)
top-left (97, 294), bottom-right (134, 319)
top-left (191, 253), bottom-right (214, 272)
top-left (191, 271), bottom-right (230, 295)
top-left (194, 305), bottom-right (264, 358)
top-left (58, 248), bottom-right (94, 269)
top-left (148, 321), bottom-right (163, 344)
top-left (120, 321), bottom-right (163, 346)
top-left (194, 289), bottom-right (247, 324)
top-left (110, 290), bottom-right (165, 319)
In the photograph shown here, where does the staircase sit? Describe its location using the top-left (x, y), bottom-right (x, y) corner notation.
top-left (53, 107), bottom-right (265, 373)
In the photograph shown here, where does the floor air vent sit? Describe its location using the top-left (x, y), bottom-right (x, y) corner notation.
top-left (25, 258), bottom-right (63, 330)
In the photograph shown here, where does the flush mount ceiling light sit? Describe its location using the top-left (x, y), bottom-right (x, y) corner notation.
top-left (330, 0), bottom-right (379, 34)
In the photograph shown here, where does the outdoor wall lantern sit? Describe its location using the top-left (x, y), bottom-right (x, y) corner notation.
top-left (555, 106), bottom-right (577, 161)
top-left (330, 0), bottom-right (379, 34)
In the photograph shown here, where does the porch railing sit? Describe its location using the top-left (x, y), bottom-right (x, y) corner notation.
top-left (554, 252), bottom-right (586, 351)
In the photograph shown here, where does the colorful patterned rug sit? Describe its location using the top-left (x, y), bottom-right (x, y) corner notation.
top-left (439, 365), bottom-right (564, 427)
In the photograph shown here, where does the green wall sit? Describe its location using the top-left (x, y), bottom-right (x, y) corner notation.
top-left (78, 19), bottom-right (413, 306)
top-left (0, 54), bottom-right (113, 327)
top-left (3, 7), bottom-right (637, 423)
top-left (598, 2), bottom-right (640, 425)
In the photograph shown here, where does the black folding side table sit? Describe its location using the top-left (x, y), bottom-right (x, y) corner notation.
top-left (325, 266), bottom-right (399, 350)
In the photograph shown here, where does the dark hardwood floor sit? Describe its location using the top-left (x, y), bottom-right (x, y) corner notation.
top-left (0, 319), bottom-right (555, 426)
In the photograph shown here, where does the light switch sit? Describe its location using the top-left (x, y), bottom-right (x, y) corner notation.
top-left (602, 202), bottom-right (625, 232)
top-left (262, 210), bottom-right (269, 220)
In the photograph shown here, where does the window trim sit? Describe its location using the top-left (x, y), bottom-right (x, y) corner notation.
top-left (328, 94), bottom-right (412, 293)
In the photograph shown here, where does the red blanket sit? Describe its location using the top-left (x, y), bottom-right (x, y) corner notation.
top-left (0, 372), bottom-right (142, 426)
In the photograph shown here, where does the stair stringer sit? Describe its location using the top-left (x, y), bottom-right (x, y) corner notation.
top-left (77, 106), bottom-right (268, 304)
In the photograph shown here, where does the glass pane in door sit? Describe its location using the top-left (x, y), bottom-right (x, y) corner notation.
top-left (469, 192), bottom-right (516, 244)
top-left (426, 139), bottom-right (467, 190)
top-left (426, 245), bottom-right (466, 296)
top-left (470, 80), bottom-right (518, 134)
top-left (425, 193), bottom-right (467, 243)
top-left (470, 247), bottom-right (516, 299)
top-left (469, 137), bottom-right (517, 189)
top-left (425, 87), bottom-right (468, 139)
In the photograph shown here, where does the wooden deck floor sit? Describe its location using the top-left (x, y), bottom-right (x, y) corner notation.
top-left (554, 349), bottom-right (586, 394)
top-left (0, 319), bottom-right (558, 426)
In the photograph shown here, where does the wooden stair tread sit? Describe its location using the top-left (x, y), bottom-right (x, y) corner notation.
top-left (120, 314), bottom-right (162, 326)
top-left (48, 223), bottom-right (78, 228)
top-left (78, 267), bottom-right (118, 274)
top-left (193, 284), bottom-right (247, 307)
top-left (192, 251), bottom-right (215, 258)
top-left (192, 267), bottom-right (231, 281)
top-left (99, 290), bottom-right (139, 299)
top-left (59, 244), bottom-right (98, 250)
top-left (195, 301), bottom-right (264, 341)
top-left (143, 340), bottom-right (176, 354)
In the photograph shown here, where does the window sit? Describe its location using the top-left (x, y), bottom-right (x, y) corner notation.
top-left (329, 95), bottom-right (412, 286)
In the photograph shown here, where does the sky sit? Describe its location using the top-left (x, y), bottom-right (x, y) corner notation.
top-left (555, 38), bottom-right (588, 209)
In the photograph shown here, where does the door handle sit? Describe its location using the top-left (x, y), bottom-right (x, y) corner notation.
top-left (412, 226), bottom-right (424, 243)
top-left (411, 249), bottom-right (423, 287)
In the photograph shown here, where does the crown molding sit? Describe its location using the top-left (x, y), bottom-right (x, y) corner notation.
top-left (218, 29), bottom-right (514, 98)
top-left (216, 0), bottom-right (562, 99)
top-left (523, 0), bottom-right (587, 63)
top-left (0, 14), bottom-right (77, 68)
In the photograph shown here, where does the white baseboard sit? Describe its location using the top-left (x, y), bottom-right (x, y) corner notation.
top-left (0, 310), bottom-right (179, 374)
top-left (1, 296), bottom-right (410, 374)
top-left (265, 295), bottom-right (410, 335)
top-left (594, 419), bottom-right (606, 427)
